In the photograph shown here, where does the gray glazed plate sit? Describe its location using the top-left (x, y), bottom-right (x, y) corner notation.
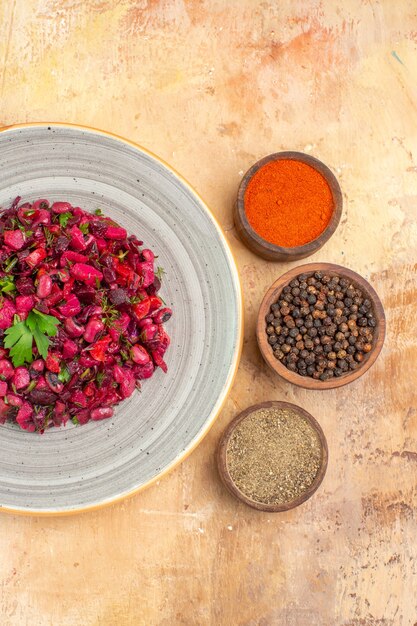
top-left (0, 123), bottom-right (243, 515)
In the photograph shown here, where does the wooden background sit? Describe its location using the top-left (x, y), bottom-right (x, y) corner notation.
top-left (0, 1), bottom-right (416, 624)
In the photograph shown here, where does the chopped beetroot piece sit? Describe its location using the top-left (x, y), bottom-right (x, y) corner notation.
top-left (0, 299), bottom-right (17, 329)
top-left (16, 402), bottom-right (35, 431)
top-left (0, 381), bottom-right (8, 396)
top-left (76, 409), bottom-right (90, 425)
top-left (28, 389), bottom-right (57, 405)
top-left (15, 278), bottom-right (35, 296)
top-left (4, 230), bottom-right (25, 250)
top-left (72, 390), bottom-right (88, 408)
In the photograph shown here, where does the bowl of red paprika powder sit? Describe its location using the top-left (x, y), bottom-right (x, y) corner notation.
top-left (234, 152), bottom-right (343, 262)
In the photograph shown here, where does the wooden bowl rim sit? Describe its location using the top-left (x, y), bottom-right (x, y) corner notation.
top-left (256, 263), bottom-right (386, 390)
top-left (217, 400), bottom-right (329, 512)
top-left (236, 151), bottom-right (343, 259)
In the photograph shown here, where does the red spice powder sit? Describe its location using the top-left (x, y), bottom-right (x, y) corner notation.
top-left (244, 159), bottom-right (334, 247)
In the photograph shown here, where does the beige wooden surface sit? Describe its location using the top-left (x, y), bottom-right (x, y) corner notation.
top-left (0, 1), bottom-right (416, 624)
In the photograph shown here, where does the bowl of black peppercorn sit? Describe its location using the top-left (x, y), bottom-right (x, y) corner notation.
top-left (257, 263), bottom-right (386, 389)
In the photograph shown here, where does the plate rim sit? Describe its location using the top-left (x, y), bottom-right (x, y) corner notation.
top-left (0, 121), bottom-right (244, 516)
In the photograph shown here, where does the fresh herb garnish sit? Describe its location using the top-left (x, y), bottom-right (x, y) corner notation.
top-left (4, 256), bottom-right (18, 273)
top-left (96, 371), bottom-right (105, 388)
top-left (44, 228), bottom-right (55, 247)
top-left (58, 365), bottom-right (71, 383)
top-left (26, 379), bottom-right (37, 392)
top-left (118, 250), bottom-right (129, 260)
top-left (79, 222), bottom-right (90, 235)
top-left (72, 416), bottom-right (79, 425)
top-left (101, 296), bottom-right (118, 325)
top-left (120, 349), bottom-right (129, 362)
top-left (94, 208), bottom-right (103, 216)
top-left (59, 212), bottom-right (72, 228)
top-left (0, 275), bottom-right (15, 294)
top-left (4, 309), bottom-right (60, 366)
top-left (156, 266), bottom-right (165, 281)
top-left (129, 295), bottom-right (143, 305)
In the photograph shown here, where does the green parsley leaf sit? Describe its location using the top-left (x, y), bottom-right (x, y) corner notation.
top-left (4, 309), bottom-right (60, 366)
top-left (27, 309), bottom-right (60, 337)
top-left (4, 322), bottom-right (34, 367)
top-left (79, 222), bottom-right (89, 234)
top-left (94, 208), bottom-right (103, 216)
top-left (32, 327), bottom-right (50, 360)
top-left (72, 416), bottom-right (79, 425)
top-left (59, 212), bottom-right (72, 228)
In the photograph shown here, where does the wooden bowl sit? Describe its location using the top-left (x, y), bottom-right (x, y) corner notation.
top-left (234, 151), bottom-right (343, 262)
top-left (217, 401), bottom-right (328, 512)
top-left (257, 263), bottom-right (386, 390)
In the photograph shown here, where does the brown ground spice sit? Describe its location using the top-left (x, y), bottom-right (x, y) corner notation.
top-left (226, 407), bottom-right (322, 505)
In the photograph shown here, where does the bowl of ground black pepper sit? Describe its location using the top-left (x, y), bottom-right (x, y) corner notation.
top-left (234, 152), bottom-right (343, 261)
top-left (257, 263), bottom-right (386, 389)
top-left (217, 401), bottom-right (328, 512)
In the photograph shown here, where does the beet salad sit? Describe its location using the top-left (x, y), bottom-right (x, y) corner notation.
top-left (0, 197), bottom-right (172, 433)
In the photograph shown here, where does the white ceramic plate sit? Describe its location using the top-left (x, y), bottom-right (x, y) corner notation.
top-left (0, 124), bottom-right (242, 515)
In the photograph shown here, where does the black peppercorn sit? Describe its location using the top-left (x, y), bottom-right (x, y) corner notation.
top-left (267, 272), bottom-right (376, 380)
